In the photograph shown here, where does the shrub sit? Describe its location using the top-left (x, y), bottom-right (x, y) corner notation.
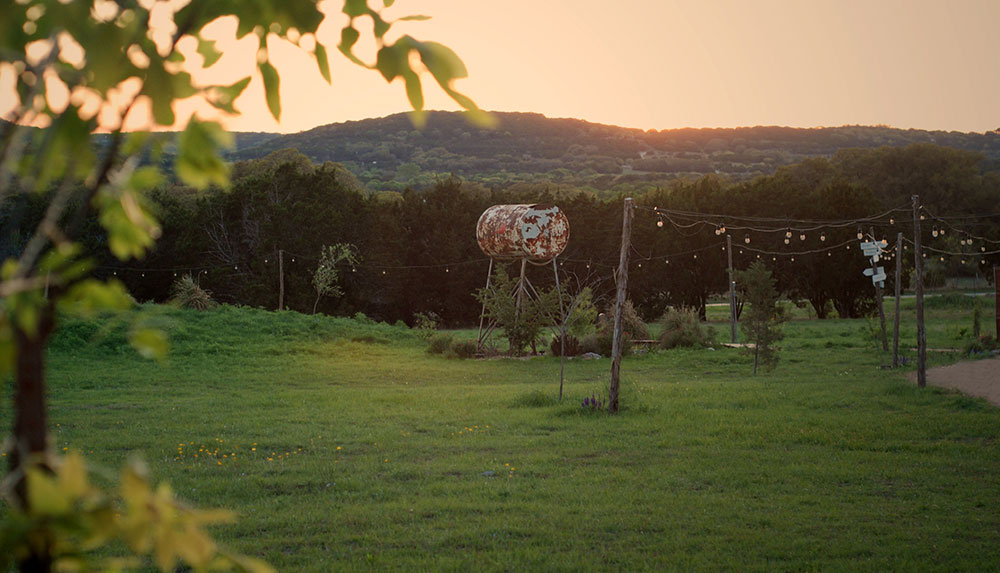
top-left (427, 333), bottom-right (454, 355)
top-left (659, 307), bottom-right (716, 349)
top-left (549, 334), bottom-right (582, 357)
top-left (596, 299), bottom-right (649, 340)
top-left (964, 333), bottom-right (999, 355)
top-left (451, 339), bottom-right (479, 359)
top-left (169, 274), bottom-right (216, 310)
top-left (579, 329), bottom-right (631, 357)
top-left (413, 311), bottom-right (441, 340)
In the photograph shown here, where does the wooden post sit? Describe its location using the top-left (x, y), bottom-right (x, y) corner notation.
top-left (870, 227), bottom-right (888, 352)
top-left (727, 233), bottom-right (737, 343)
top-left (912, 195), bottom-right (926, 387)
top-left (278, 249), bottom-right (285, 311)
top-left (476, 258), bottom-right (494, 348)
top-left (892, 232), bottom-right (903, 368)
top-left (609, 197), bottom-right (633, 414)
top-left (553, 257), bottom-right (566, 401)
top-left (516, 258), bottom-right (528, 319)
top-left (995, 267), bottom-right (999, 339)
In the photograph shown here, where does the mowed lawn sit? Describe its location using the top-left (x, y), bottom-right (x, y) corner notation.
top-left (4, 298), bottom-right (1000, 570)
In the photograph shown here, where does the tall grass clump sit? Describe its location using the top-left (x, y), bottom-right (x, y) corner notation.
top-left (169, 274), bottom-right (217, 310)
top-left (658, 307), bottom-right (716, 349)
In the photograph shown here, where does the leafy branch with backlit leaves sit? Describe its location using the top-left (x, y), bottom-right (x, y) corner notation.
top-left (0, 1), bottom-right (484, 571)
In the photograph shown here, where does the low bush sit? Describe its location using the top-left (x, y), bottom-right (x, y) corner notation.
top-left (427, 333), bottom-right (454, 355)
top-left (549, 334), bottom-right (582, 357)
top-left (169, 274), bottom-right (216, 310)
top-left (451, 339), bottom-right (479, 359)
top-left (596, 300), bottom-right (649, 341)
top-left (659, 307), bottom-right (716, 349)
top-left (580, 329), bottom-right (631, 357)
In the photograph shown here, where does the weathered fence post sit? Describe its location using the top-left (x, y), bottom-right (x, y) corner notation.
top-left (727, 233), bottom-right (737, 343)
top-left (278, 249), bottom-right (285, 311)
top-left (912, 195), bottom-right (926, 387)
top-left (609, 197), bottom-right (633, 414)
top-left (893, 232), bottom-right (903, 368)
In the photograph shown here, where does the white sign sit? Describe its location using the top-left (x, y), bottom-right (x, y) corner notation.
top-left (863, 266), bottom-right (886, 286)
top-left (860, 240), bottom-right (887, 258)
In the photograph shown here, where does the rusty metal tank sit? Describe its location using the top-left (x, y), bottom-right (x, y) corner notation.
top-left (476, 204), bottom-right (570, 260)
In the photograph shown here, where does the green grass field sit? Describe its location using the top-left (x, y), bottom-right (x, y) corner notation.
top-left (3, 296), bottom-right (999, 570)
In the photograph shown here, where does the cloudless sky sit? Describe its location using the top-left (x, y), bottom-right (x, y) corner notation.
top-left (5, 0), bottom-right (1000, 134)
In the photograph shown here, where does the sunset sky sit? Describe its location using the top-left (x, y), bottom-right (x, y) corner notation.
top-left (5, 0), bottom-right (1000, 134)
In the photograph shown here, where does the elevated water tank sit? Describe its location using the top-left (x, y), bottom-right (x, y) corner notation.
top-left (476, 204), bottom-right (570, 260)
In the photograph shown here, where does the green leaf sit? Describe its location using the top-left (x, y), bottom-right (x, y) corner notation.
top-left (129, 327), bottom-right (168, 361)
top-left (314, 42), bottom-right (331, 84)
top-left (343, 0), bottom-right (371, 18)
top-left (397, 15), bottom-right (431, 21)
top-left (416, 41), bottom-right (469, 83)
top-left (403, 69), bottom-right (424, 115)
top-left (197, 37), bottom-right (222, 67)
top-left (258, 60), bottom-right (281, 121)
top-left (383, 0), bottom-right (396, 8)
top-left (371, 12), bottom-right (390, 38)
top-left (206, 76), bottom-right (251, 115)
top-left (375, 42), bottom-right (407, 81)
top-left (60, 279), bottom-right (133, 316)
top-left (175, 118), bottom-right (232, 189)
top-left (338, 25), bottom-right (364, 66)
top-left (27, 467), bottom-right (71, 516)
top-left (95, 186), bottom-right (161, 260)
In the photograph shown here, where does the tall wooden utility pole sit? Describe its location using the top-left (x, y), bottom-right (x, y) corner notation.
top-left (870, 227), bottom-right (888, 352)
top-left (609, 197), bottom-right (634, 414)
top-left (278, 249), bottom-right (285, 311)
top-left (727, 233), bottom-right (737, 343)
top-left (892, 232), bottom-right (903, 368)
top-left (995, 267), bottom-right (999, 341)
top-left (912, 195), bottom-right (926, 387)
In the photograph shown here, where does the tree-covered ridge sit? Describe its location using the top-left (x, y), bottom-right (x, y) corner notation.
top-left (230, 111), bottom-right (1000, 192)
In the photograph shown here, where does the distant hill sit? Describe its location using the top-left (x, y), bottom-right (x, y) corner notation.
top-left (231, 111), bottom-right (1000, 192)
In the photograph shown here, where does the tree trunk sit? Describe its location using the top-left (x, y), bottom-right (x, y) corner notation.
top-left (10, 303), bottom-right (55, 572)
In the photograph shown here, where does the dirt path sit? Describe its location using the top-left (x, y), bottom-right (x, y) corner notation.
top-left (911, 355), bottom-right (1000, 406)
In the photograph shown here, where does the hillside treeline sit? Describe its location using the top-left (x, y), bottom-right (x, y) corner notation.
top-left (3, 143), bottom-right (998, 326)
top-left (230, 111), bottom-right (1000, 194)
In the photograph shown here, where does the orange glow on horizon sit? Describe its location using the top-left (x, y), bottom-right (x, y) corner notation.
top-left (1, 0), bottom-right (998, 134)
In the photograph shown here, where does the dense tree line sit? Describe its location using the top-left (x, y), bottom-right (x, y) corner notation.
top-left (3, 144), bottom-right (998, 326)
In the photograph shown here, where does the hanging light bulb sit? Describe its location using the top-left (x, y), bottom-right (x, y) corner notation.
top-left (799, 232), bottom-right (806, 241)
top-left (656, 218), bottom-right (664, 228)
top-left (720, 223), bottom-right (726, 234)
top-left (857, 226), bottom-right (863, 240)
top-left (981, 246), bottom-right (987, 252)
top-left (820, 232), bottom-right (827, 242)
top-left (744, 234), bottom-right (751, 244)
top-left (783, 237), bottom-right (790, 245)
top-left (791, 257), bottom-right (795, 262)
top-left (961, 259), bottom-right (967, 264)
top-left (932, 226), bottom-right (939, 237)
top-left (939, 227), bottom-right (946, 236)
top-left (889, 217), bottom-right (895, 225)
top-left (693, 254), bottom-right (698, 259)
top-left (785, 229), bottom-right (792, 239)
